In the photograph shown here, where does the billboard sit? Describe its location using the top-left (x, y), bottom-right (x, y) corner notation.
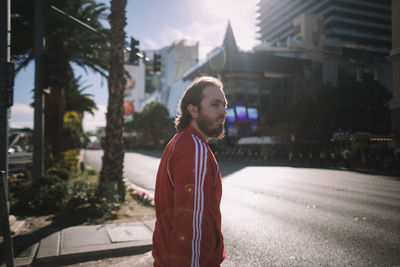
top-left (226, 107), bottom-right (236, 123)
top-left (235, 104), bottom-right (247, 122)
top-left (247, 107), bottom-right (258, 131)
top-left (226, 105), bottom-right (259, 137)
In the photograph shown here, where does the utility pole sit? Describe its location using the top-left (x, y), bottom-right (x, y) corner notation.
top-left (0, 0), bottom-right (11, 178)
top-left (33, 0), bottom-right (46, 180)
top-left (0, 0), bottom-right (15, 265)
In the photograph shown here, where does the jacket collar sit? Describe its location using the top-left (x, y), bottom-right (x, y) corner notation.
top-left (185, 126), bottom-right (207, 143)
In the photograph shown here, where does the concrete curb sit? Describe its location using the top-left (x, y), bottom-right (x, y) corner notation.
top-left (34, 221), bottom-right (155, 266)
top-left (35, 239), bottom-right (152, 266)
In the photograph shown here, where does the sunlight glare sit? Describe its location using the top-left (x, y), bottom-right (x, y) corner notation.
top-left (203, 0), bottom-right (259, 51)
top-left (204, 0), bottom-right (246, 21)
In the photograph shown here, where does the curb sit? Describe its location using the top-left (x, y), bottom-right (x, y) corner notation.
top-left (35, 239), bottom-right (152, 266)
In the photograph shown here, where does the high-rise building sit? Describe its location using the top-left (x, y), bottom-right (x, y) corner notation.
top-left (388, 0), bottom-right (400, 133)
top-left (257, 0), bottom-right (391, 55)
top-left (125, 39), bottom-right (199, 115)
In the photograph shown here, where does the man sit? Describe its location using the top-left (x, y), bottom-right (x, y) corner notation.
top-left (153, 76), bottom-right (227, 267)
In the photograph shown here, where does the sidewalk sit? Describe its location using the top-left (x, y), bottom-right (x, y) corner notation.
top-left (2, 219), bottom-right (155, 266)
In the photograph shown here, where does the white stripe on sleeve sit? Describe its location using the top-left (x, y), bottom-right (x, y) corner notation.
top-left (191, 135), bottom-right (207, 267)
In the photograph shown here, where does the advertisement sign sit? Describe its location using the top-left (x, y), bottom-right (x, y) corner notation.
top-left (235, 104), bottom-right (247, 122)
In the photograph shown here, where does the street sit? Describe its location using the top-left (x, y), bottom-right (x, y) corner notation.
top-left (83, 149), bottom-right (160, 191)
top-left (8, 151), bottom-right (32, 175)
top-left (84, 150), bottom-right (400, 266)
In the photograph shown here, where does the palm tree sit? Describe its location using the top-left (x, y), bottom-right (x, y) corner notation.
top-left (64, 75), bottom-right (98, 151)
top-left (98, 0), bottom-right (127, 202)
top-left (11, 0), bottom-right (109, 168)
top-left (65, 75), bottom-right (98, 117)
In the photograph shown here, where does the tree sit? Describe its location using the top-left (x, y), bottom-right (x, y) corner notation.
top-left (63, 111), bottom-right (84, 151)
top-left (98, 0), bottom-right (127, 202)
top-left (64, 75), bottom-right (98, 151)
top-left (11, 0), bottom-right (108, 168)
top-left (126, 101), bottom-right (173, 146)
top-left (65, 75), bottom-right (98, 117)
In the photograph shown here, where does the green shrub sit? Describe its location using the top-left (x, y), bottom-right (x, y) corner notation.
top-left (29, 175), bottom-right (68, 212)
top-left (10, 174), bottom-right (68, 214)
top-left (66, 178), bottom-right (98, 212)
top-left (46, 167), bottom-right (70, 181)
top-left (65, 178), bottom-right (120, 219)
top-left (86, 168), bottom-right (98, 176)
top-left (60, 149), bottom-right (80, 174)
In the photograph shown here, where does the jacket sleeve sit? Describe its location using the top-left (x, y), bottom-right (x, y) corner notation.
top-left (169, 136), bottom-right (208, 266)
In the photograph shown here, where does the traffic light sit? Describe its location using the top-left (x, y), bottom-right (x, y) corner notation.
top-left (44, 51), bottom-right (58, 88)
top-left (129, 37), bottom-right (140, 65)
top-left (153, 53), bottom-right (161, 72)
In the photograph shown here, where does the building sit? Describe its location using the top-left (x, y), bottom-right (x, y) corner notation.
top-left (162, 22), bottom-right (313, 139)
top-left (257, 0), bottom-right (391, 55)
top-left (257, 7), bottom-right (392, 89)
top-left (159, 40), bottom-right (199, 89)
top-left (388, 0), bottom-right (400, 133)
top-left (123, 58), bottom-right (146, 117)
top-left (123, 40), bottom-right (199, 117)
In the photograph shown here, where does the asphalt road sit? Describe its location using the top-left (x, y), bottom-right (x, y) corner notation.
top-left (8, 151), bottom-right (32, 174)
top-left (84, 150), bottom-right (400, 266)
top-left (83, 149), bottom-right (160, 191)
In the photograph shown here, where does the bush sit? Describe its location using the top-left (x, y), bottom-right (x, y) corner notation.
top-left (10, 174), bottom-right (68, 214)
top-left (66, 178), bottom-right (98, 212)
top-left (9, 166), bottom-right (122, 219)
top-left (46, 167), bottom-right (70, 181)
top-left (86, 168), bottom-right (97, 176)
top-left (65, 177), bottom-right (121, 219)
top-left (60, 149), bottom-right (80, 174)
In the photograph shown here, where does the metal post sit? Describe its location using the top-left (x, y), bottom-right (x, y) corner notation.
top-left (0, 0), bottom-right (11, 187)
top-left (0, 171), bottom-right (14, 267)
top-left (33, 0), bottom-right (46, 180)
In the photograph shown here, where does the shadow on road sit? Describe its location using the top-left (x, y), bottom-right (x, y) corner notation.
top-left (124, 150), bottom-right (400, 180)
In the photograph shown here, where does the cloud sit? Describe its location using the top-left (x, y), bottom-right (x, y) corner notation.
top-left (136, 1), bottom-right (259, 61)
top-left (160, 26), bottom-right (186, 47)
top-left (142, 37), bottom-right (159, 50)
top-left (9, 103), bottom-right (34, 129)
top-left (8, 103), bottom-right (106, 132)
top-left (83, 105), bottom-right (107, 132)
top-left (9, 120), bottom-right (33, 129)
top-left (11, 103), bottom-right (34, 116)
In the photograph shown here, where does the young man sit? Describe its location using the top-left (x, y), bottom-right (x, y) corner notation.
top-left (153, 76), bottom-right (227, 267)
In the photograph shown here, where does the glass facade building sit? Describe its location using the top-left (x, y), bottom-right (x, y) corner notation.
top-left (257, 0), bottom-right (391, 55)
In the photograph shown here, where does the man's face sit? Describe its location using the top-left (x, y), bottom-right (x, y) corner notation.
top-left (196, 86), bottom-right (227, 140)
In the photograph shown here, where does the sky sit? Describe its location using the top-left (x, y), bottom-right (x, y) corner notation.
top-left (10, 0), bottom-right (260, 132)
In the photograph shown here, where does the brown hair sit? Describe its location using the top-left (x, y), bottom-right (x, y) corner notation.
top-left (175, 76), bottom-right (223, 132)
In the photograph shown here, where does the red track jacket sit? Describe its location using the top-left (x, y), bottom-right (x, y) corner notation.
top-left (152, 126), bottom-right (225, 267)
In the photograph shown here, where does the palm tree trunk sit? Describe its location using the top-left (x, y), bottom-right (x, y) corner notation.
top-left (44, 61), bottom-right (70, 169)
top-left (98, 0), bottom-right (127, 202)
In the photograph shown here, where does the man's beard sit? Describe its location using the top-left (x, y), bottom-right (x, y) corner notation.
top-left (197, 112), bottom-right (225, 140)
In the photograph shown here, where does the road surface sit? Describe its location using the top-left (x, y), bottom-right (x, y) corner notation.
top-left (84, 150), bottom-right (400, 266)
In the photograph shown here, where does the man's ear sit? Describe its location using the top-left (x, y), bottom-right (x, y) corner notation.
top-left (187, 104), bottom-right (199, 118)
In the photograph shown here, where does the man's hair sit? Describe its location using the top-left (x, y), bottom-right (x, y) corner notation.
top-left (175, 76), bottom-right (223, 132)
